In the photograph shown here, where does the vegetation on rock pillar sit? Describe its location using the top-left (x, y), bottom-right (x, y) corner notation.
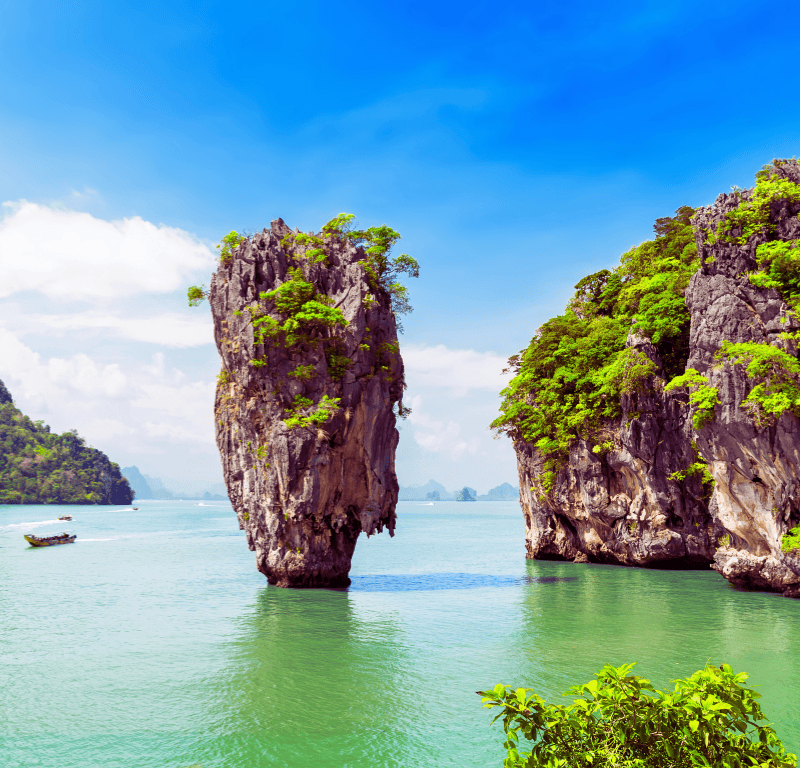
top-left (716, 341), bottom-right (800, 426)
top-left (191, 214), bottom-right (418, 433)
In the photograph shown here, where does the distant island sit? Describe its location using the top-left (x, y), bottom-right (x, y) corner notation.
top-left (0, 378), bottom-right (134, 505)
top-left (121, 465), bottom-right (228, 501)
top-left (398, 480), bottom-right (519, 502)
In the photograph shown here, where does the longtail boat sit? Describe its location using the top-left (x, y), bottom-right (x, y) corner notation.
top-left (24, 532), bottom-right (76, 547)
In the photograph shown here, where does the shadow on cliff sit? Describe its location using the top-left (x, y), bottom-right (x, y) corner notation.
top-left (339, 573), bottom-right (578, 592)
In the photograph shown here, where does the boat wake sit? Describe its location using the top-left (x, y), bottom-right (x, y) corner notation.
top-left (0, 519), bottom-right (61, 533)
top-left (81, 537), bottom-right (122, 542)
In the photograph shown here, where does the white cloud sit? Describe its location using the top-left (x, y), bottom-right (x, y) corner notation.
top-left (402, 344), bottom-right (509, 395)
top-left (408, 394), bottom-right (479, 459)
top-left (0, 331), bottom-right (217, 470)
top-left (0, 328), bottom-right (126, 399)
top-left (48, 354), bottom-right (127, 397)
top-left (18, 311), bottom-right (214, 347)
top-left (0, 200), bottom-right (215, 298)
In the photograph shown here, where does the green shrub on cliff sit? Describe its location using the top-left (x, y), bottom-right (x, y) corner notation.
top-left (749, 239), bottom-right (800, 308)
top-left (781, 524), bottom-right (800, 554)
top-left (716, 341), bottom-right (800, 425)
top-left (253, 267), bottom-right (348, 348)
top-left (321, 213), bottom-right (420, 323)
top-left (701, 163), bottom-right (800, 247)
top-left (664, 369), bottom-right (720, 428)
top-left (479, 662), bottom-right (796, 768)
top-left (492, 207), bottom-right (697, 490)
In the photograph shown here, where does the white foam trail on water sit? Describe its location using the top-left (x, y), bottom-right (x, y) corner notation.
top-left (0, 519), bottom-right (61, 532)
top-left (81, 538), bottom-right (120, 542)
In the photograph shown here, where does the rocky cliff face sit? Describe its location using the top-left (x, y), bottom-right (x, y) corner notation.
top-left (516, 330), bottom-right (717, 569)
top-left (687, 163), bottom-right (800, 597)
top-left (514, 161), bottom-right (800, 597)
top-left (209, 219), bottom-right (405, 588)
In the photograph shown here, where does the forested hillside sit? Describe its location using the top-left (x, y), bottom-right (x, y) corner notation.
top-left (0, 379), bottom-right (134, 505)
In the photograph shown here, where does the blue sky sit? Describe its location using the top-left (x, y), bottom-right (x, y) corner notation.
top-left (1, 0), bottom-right (798, 493)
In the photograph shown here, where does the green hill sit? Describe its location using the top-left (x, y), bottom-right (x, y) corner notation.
top-left (0, 379), bottom-right (134, 505)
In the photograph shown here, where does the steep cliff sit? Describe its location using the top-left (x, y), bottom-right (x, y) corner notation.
top-left (513, 329), bottom-right (716, 569)
top-left (687, 161), bottom-right (800, 596)
top-left (206, 216), bottom-right (413, 587)
top-left (498, 160), bottom-right (800, 597)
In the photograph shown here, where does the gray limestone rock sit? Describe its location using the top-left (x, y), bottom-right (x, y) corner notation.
top-left (515, 330), bottom-right (716, 570)
top-left (209, 219), bottom-right (404, 587)
top-left (685, 164), bottom-right (800, 597)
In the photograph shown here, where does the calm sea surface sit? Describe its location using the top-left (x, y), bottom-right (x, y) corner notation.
top-left (1, 500), bottom-right (798, 767)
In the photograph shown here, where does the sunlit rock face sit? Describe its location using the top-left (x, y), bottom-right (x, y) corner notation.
top-left (687, 162), bottom-right (800, 598)
top-left (209, 219), bottom-right (404, 588)
top-left (514, 161), bottom-right (800, 597)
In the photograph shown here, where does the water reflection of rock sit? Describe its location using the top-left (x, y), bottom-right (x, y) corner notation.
top-left (192, 587), bottom-right (414, 766)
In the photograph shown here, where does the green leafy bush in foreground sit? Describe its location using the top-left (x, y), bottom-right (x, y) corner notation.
top-left (480, 662), bottom-right (796, 768)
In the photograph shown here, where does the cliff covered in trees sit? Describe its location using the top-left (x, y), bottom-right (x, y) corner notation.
top-left (200, 215), bottom-right (416, 587)
top-left (494, 159), bottom-right (800, 597)
top-left (0, 379), bottom-right (134, 505)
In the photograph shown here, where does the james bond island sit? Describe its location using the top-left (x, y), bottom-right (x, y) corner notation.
top-left (191, 215), bottom-right (417, 587)
top-left (494, 158), bottom-right (800, 598)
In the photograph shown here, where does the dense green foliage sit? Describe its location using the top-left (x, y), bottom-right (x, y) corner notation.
top-left (251, 267), bottom-right (349, 349)
top-left (716, 341), bottom-right (800, 426)
top-left (781, 524), bottom-right (800, 554)
top-left (217, 230), bottom-right (247, 262)
top-left (749, 239), bottom-right (800, 308)
top-left (480, 662), bottom-right (796, 768)
top-left (455, 487), bottom-right (476, 501)
top-left (492, 207), bottom-right (697, 490)
top-left (0, 382), bottom-right (134, 505)
top-left (320, 213), bottom-right (420, 324)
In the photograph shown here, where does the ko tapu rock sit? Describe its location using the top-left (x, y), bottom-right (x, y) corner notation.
top-left (199, 215), bottom-right (416, 587)
top-left (496, 159), bottom-right (800, 598)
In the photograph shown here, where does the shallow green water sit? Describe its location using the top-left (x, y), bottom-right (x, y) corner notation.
top-left (1, 501), bottom-right (798, 767)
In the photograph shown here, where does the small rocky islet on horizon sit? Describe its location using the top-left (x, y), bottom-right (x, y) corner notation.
top-left (193, 159), bottom-right (800, 598)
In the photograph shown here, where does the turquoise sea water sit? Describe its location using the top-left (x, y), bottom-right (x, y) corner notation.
top-left (1, 500), bottom-right (798, 767)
